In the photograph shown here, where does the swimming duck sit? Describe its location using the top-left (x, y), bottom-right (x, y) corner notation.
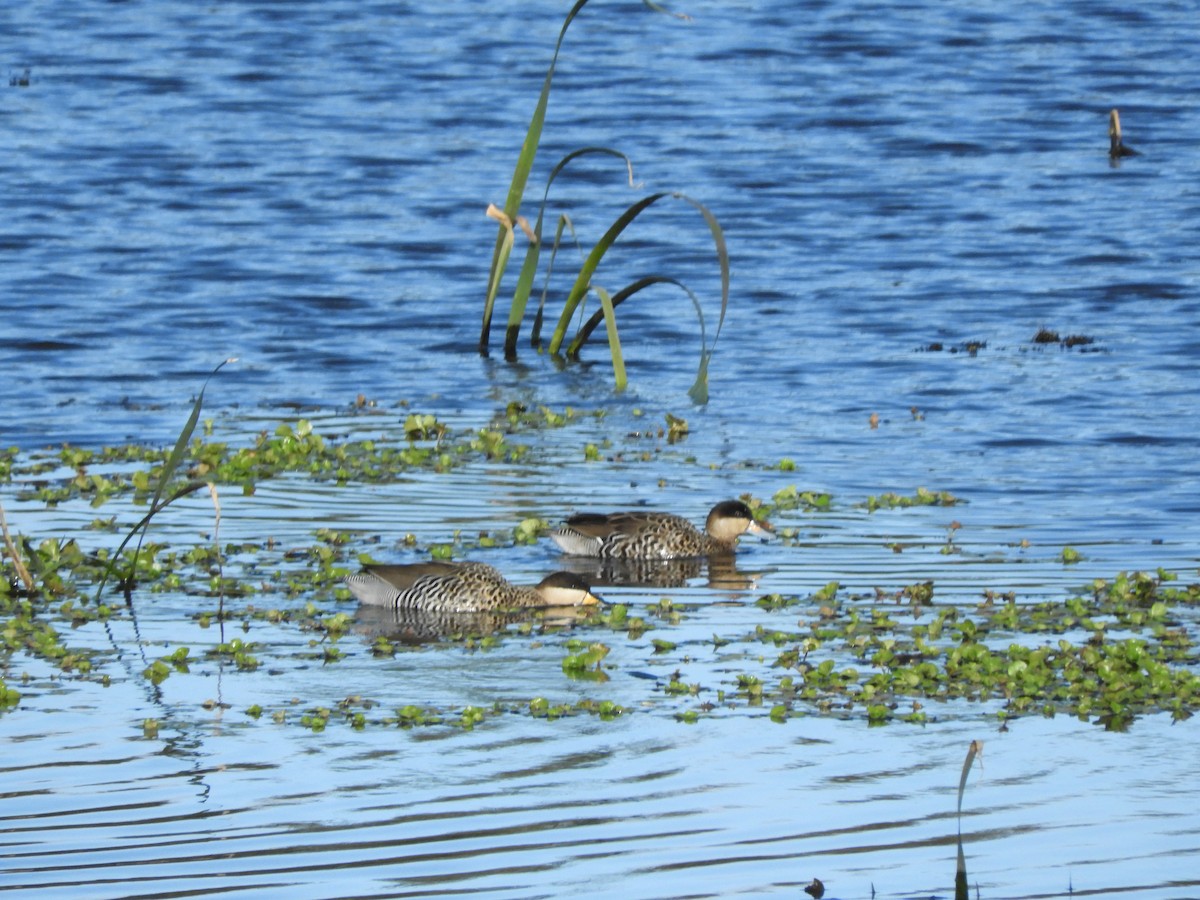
top-left (344, 561), bottom-right (602, 613)
top-left (550, 499), bottom-right (773, 559)
top-left (1109, 108), bottom-right (1138, 159)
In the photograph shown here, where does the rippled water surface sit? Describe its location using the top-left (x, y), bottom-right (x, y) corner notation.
top-left (3, 1), bottom-right (1200, 897)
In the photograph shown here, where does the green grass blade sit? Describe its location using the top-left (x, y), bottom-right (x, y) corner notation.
top-left (593, 286), bottom-right (627, 390)
top-left (679, 194), bottom-right (728, 404)
top-left (687, 349), bottom-right (711, 404)
top-left (569, 275), bottom-right (706, 400)
top-left (505, 147), bottom-right (635, 359)
top-left (548, 191), bottom-right (727, 402)
top-left (642, 0), bottom-right (692, 19)
top-left (531, 214), bottom-right (580, 348)
top-left (673, 193), bottom-right (729, 352)
top-left (148, 358), bottom-right (235, 522)
top-left (94, 357), bottom-right (236, 603)
top-left (480, 0), bottom-right (593, 355)
top-left (548, 191), bottom-right (672, 355)
top-left (568, 275), bottom-right (704, 357)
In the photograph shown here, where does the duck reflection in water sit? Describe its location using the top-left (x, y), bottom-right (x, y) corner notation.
top-left (554, 552), bottom-right (765, 591)
top-left (352, 602), bottom-right (597, 645)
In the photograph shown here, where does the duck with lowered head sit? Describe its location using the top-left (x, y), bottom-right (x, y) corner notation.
top-left (344, 561), bottom-right (602, 613)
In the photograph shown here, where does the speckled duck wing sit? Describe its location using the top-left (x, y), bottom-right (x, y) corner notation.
top-left (551, 511), bottom-right (700, 559)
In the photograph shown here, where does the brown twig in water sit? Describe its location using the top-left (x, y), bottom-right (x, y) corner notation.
top-left (0, 500), bottom-right (34, 594)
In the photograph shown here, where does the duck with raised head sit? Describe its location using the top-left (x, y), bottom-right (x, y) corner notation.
top-left (1109, 108), bottom-right (1138, 159)
top-left (344, 561), bottom-right (602, 613)
top-left (550, 499), bottom-right (773, 560)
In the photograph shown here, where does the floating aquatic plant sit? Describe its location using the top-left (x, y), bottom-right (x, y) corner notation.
top-left (863, 487), bottom-right (961, 512)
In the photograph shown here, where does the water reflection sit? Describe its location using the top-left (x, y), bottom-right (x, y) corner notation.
top-left (353, 602), bottom-right (593, 644)
top-left (555, 553), bottom-right (766, 591)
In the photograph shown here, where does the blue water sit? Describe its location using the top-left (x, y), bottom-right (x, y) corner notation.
top-left (3, 1), bottom-right (1200, 897)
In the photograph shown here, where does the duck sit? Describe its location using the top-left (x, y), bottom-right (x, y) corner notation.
top-left (550, 499), bottom-right (773, 559)
top-left (1108, 108), bottom-right (1138, 160)
top-left (344, 561), bottom-right (602, 613)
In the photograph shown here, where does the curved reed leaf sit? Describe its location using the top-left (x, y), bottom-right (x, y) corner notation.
top-left (94, 357), bottom-right (236, 604)
top-left (485, 204), bottom-right (518, 326)
top-left (568, 275), bottom-right (708, 397)
top-left (505, 147), bottom-right (635, 360)
top-left (481, 0), bottom-right (684, 355)
top-left (547, 192), bottom-right (728, 402)
top-left (480, 0), bottom-right (593, 355)
top-left (642, 0), bottom-right (692, 19)
top-left (682, 195), bottom-right (730, 404)
top-left (547, 191), bottom-right (671, 356)
top-left (567, 275), bottom-right (701, 357)
top-left (0, 500), bottom-right (34, 593)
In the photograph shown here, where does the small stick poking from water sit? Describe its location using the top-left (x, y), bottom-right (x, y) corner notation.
top-left (208, 482), bottom-right (224, 618)
top-left (1109, 108), bottom-right (1138, 160)
top-left (0, 500), bottom-right (35, 593)
top-left (957, 739), bottom-right (984, 820)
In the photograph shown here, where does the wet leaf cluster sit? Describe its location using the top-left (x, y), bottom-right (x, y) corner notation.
top-left (669, 569), bottom-right (1200, 730)
top-left (242, 695), bottom-right (626, 732)
top-left (863, 487), bottom-right (961, 512)
top-left (9, 408), bottom-right (602, 509)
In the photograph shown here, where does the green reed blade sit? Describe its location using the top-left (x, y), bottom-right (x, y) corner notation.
top-left (505, 147), bottom-right (635, 359)
top-left (531, 214), bottom-right (580, 348)
top-left (548, 191), bottom-right (672, 355)
top-left (568, 275), bottom-right (704, 357)
top-left (480, 0), bottom-right (593, 356)
top-left (957, 739), bottom-right (983, 819)
top-left (642, 0), bottom-right (691, 18)
top-left (569, 275), bottom-right (707, 400)
top-left (94, 357), bottom-right (236, 603)
top-left (547, 191), bottom-right (728, 402)
top-left (593, 286), bottom-right (627, 390)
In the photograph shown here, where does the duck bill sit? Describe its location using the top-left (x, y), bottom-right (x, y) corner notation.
top-left (746, 518), bottom-right (775, 540)
top-left (581, 589), bottom-right (604, 606)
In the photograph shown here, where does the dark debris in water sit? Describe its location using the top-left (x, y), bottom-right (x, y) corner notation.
top-left (1032, 329), bottom-right (1097, 349)
top-left (919, 339), bottom-right (987, 355)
